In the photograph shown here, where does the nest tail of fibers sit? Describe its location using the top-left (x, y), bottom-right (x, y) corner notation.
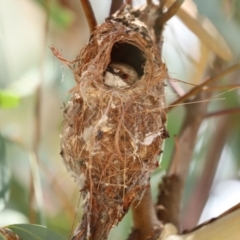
top-left (60, 5), bottom-right (169, 240)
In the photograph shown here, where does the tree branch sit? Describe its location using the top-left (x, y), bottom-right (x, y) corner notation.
top-left (80, 0), bottom-right (97, 33)
top-left (156, 175), bottom-right (183, 230)
top-left (182, 116), bottom-right (229, 230)
top-left (147, 0), bottom-right (152, 5)
top-left (130, 188), bottom-right (162, 240)
top-left (109, 0), bottom-right (123, 15)
top-left (157, 0), bottom-right (184, 25)
top-left (206, 107), bottom-right (240, 118)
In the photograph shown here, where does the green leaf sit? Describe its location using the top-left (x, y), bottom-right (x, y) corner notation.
top-left (34, 0), bottom-right (74, 28)
top-left (0, 136), bottom-right (10, 211)
top-left (0, 91), bottom-right (20, 109)
top-left (50, 4), bottom-right (74, 28)
top-left (7, 224), bottom-right (66, 240)
top-left (0, 233), bottom-right (7, 240)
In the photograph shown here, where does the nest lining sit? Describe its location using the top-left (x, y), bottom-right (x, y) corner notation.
top-left (110, 42), bottom-right (146, 77)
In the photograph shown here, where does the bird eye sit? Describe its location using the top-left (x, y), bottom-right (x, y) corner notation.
top-left (122, 73), bottom-right (128, 79)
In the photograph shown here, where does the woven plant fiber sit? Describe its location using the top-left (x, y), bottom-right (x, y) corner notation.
top-left (59, 6), bottom-right (168, 240)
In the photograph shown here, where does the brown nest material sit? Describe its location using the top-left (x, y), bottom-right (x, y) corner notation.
top-left (60, 6), bottom-right (168, 240)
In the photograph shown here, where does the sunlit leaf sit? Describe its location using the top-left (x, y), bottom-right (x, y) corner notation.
top-left (0, 91), bottom-right (20, 109)
top-left (7, 224), bottom-right (66, 240)
top-left (0, 136), bottom-right (10, 211)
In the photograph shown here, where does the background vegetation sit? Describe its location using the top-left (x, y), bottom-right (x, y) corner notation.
top-left (0, 0), bottom-right (240, 239)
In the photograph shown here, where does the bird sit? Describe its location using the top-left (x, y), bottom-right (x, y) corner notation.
top-left (104, 62), bottom-right (140, 87)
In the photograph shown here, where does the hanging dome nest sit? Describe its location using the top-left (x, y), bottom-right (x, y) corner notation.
top-left (59, 7), bottom-right (169, 240)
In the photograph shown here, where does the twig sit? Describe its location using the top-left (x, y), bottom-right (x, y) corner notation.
top-left (183, 202), bottom-right (240, 234)
top-left (167, 63), bottom-right (240, 112)
top-left (206, 107), bottom-right (240, 118)
top-left (80, 0), bottom-right (97, 33)
top-left (167, 57), bottom-right (227, 177)
top-left (159, 0), bottom-right (168, 10)
top-left (169, 78), bottom-right (198, 87)
top-left (109, 0), bottom-right (123, 15)
top-left (125, 0), bottom-right (132, 5)
top-left (157, 0), bottom-right (184, 25)
top-left (154, 0), bottom-right (184, 44)
top-left (203, 84), bottom-right (240, 91)
top-left (167, 79), bottom-right (185, 97)
top-left (178, 204), bottom-right (240, 239)
top-left (147, 0), bottom-right (152, 5)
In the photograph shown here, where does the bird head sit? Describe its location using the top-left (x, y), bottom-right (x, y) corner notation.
top-left (104, 63), bottom-right (139, 87)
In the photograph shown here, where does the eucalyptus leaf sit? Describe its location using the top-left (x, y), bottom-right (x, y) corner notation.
top-left (8, 224), bottom-right (66, 240)
top-left (0, 233), bottom-right (7, 240)
top-left (0, 136), bottom-right (10, 211)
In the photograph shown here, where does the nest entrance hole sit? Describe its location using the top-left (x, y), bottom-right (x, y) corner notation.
top-left (110, 42), bottom-right (146, 77)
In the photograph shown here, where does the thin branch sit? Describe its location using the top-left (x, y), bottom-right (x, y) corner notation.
top-left (109, 0), bottom-right (123, 15)
top-left (206, 107), bottom-right (240, 118)
top-left (147, 0), bottom-right (152, 5)
top-left (159, 0), bottom-right (168, 10)
top-left (167, 57), bottom-right (227, 177)
top-left (154, 0), bottom-right (184, 48)
top-left (203, 84), bottom-right (240, 91)
top-left (168, 92), bottom-right (209, 178)
top-left (167, 79), bottom-right (186, 97)
top-left (182, 116), bottom-right (229, 230)
top-left (125, 0), bottom-right (132, 5)
top-left (170, 78), bottom-right (198, 86)
top-left (167, 63), bottom-right (240, 112)
top-left (166, 97), bottom-right (225, 109)
top-left (185, 202), bottom-right (240, 234)
top-left (180, 205), bottom-right (240, 239)
top-left (157, 0), bottom-right (184, 25)
top-left (161, 92), bottom-right (209, 234)
top-left (80, 0), bottom-right (97, 33)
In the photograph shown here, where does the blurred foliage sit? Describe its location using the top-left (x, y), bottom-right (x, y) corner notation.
top-left (35, 0), bottom-right (74, 28)
top-left (234, 0), bottom-right (240, 23)
top-left (7, 224), bottom-right (66, 240)
top-left (0, 91), bottom-right (20, 109)
top-left (0, 233), bottom-right (7, 240)
top-left (0, 136), bottom-right (10, 212)
top-left (0, 0), bottom-right (239, 239)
